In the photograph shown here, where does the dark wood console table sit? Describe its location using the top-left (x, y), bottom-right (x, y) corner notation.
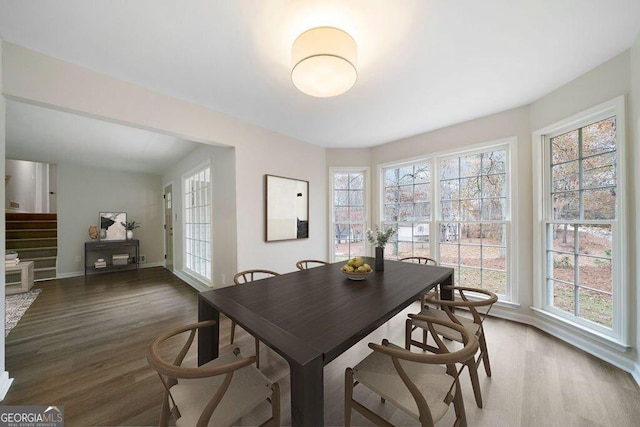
top-left (84, 239), bottom-right (139, 275)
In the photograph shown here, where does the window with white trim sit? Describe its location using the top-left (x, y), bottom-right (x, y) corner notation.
top-left (184, 163), bottom-right (212, 282)
top-left (331, 168), bottom-right (368, 262)
top-left (438, 148), bottom-right (510, 296)
top-left (533, 96), bottom-right (627, 341)
top-left (382, 161), bottom-right (432, 259)
top-left (380, 141), bottom-right (514, 301)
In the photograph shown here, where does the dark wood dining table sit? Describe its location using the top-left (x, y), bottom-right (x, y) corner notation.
top-left (197, 258), bottom-right (454, 427)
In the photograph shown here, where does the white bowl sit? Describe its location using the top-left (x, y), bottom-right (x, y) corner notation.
top-left (341, 269), bottom-right (372, 281)
top-left (5, 252), bottom-right (18, 260)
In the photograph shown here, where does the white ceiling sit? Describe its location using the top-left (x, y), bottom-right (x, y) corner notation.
top-left (1, 0), bottom-right (640, 153)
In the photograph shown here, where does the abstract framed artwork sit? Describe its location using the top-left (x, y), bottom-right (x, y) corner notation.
top-left (99, 212), bottom-right (127, 241)
top-left (265, 175), bottom-right (309, 241)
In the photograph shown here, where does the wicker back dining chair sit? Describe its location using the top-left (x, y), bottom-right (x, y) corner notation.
top-left (399, 256), bottom-right (440, 306)
top-left (345, 315), bottom-right (478, 426)
top-left (295, 259), bottom-right (329, 270)
top-left (406, 285), bottom-right (498, 408)
top-left (399, 256), bottom-right (438, 265)
top-left (231, 269), bottom-right (280, 368)
top-left (146, 320), bottom-right (281, 427)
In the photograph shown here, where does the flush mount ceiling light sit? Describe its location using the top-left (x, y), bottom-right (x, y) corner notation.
top-left (291, 27), bottom-right (357, 98)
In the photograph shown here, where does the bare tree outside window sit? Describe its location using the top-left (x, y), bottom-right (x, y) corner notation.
top-left (547, 117), bottom-right (616, 327)
top-left (438, 149), bottom-right (508, 295)
top-left (332, 171), bottom-right (366, 261)
top-left (382, 163), bottom-right (431, 260)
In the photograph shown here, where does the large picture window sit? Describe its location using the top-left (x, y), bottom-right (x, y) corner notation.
top-left (533, 96), bottom-right (627, 343)
top-left (184, 163), bottom-right (212, 282)
top-left (331, 169), bottom-right (368, 262)
top-left (380, 141), bottom-right (514, 302)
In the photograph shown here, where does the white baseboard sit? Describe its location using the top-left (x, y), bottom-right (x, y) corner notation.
top-left (56, 270), bottom-right (84, 279)
top-left (0, 371), bottom-right (14, 401)
top-left (141, 262), bottom-right (165, 269)
top-left (633, 363), bottom-right (640, 387)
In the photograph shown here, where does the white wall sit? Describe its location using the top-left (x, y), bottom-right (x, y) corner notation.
top-left (530, 51), bottom-right (631, 131)
top-left (162, 144), bottom-right (238, 288)
top-left (234, 136), bottom-right (327, 273)
top-left (5, 159), bottom-right (49, 212)
top-left (56, 163), bottom-right (164, 276)
top-left (630, 31), bottom-right (640, 384)
top-left (326, 148), bottom-right (371, 167)
top-left (5, 159), bottom-right (36, 212)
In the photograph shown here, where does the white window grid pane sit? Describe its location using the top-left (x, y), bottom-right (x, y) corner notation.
top-left (439, 150), bottom-right (507, 222)
top-left (545, 117), bottom-right (617, 328)
top-left (382, 162), bottom-right (432, 259)
top-left (437, 221), bottom-right (508, 294)
top-left (545, 221), bottom-right (614, 327)
top-left (184, 165), bottom-right (212, 281)
top-left (332, 171), bottom-right (367, 260)
top-left (550, 117), bottom-right (617, 222)
top-left (378, 143), bottom-right (512, 300)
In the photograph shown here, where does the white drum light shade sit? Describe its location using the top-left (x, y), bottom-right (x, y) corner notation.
top-left (291, 27), bottom-right (357, 98)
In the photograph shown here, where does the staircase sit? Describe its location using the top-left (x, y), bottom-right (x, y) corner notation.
top-left (6, 213), bottom-right (57, 282)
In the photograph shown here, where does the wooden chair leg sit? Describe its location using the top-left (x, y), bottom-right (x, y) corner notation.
top-left (345, 368), bottom-right (354, 427)
top-left (479, 333), bottom-right (492, 377)
top-left (467, 358), bottom-right (483, 408)
top-left (255, 338), bottom-right (260, 369)
top-left (452, 377), bottom-right (468, 427)
top-left (271, 382), bottom-right (281, 426)
top-left (230, 320), bottom-right (236, 344)
top-left (159, 391), bottom-right (171, 427)
top-left (405, 319), bottom-right (412, 350)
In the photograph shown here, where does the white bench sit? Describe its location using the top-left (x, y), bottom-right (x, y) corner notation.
top-left (6, 261), bottom-right (35, 295)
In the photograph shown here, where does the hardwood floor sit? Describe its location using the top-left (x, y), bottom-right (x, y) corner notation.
top-left (4, 267), bottom-right (640, 426)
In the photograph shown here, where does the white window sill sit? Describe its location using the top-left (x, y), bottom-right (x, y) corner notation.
top-left (175, 270), bottom-right (213, 292)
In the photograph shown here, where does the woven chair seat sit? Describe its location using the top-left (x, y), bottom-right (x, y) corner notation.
top-left (406, 286), bottom-right (498, 409)
top-left (352, 342), bottom-right (452, 422)
top-left (171, 352), bottom-right (273, 427)
top-left (345, 315), bottom-right (478, 426)
top-left (146, 320), bottom-right (280, 427)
